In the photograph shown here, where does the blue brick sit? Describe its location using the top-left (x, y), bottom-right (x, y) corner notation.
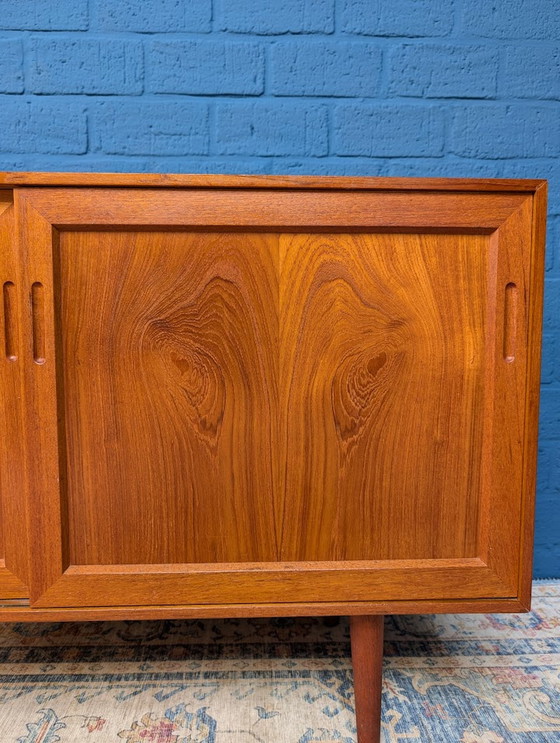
top-left (0, 155), bottom-right (154, 173)
top-left (0, 1), bottom-right (88, 30)
top-left (389, 44), bottom-right (498, 99)
top-left (215, 103), bottom-right (328, 156)
top-left (271, 158), bottom-right (389, 176)
top-left (542, 333), bottom-right (558, 385)
top-left (58, 157), bottom-right (152, 172)
top-left (143, 157), bottom-right (274, 175)
top-left (217, 0), bottom-right (334, 34)
top-left (334, 104), bottom-right (444, 157)
top-left (535, 492), bottom-right (560, 545)
top-left (270, 41), bottom-right (382, 97)
top-left (538, 443), bottom-right (560, 492)
top-left (540, 388), bottom-right (560, 433)
top-left (0, 99), bottom-right (86, 153)
top-left (0, 156), bottom-right (29, 171)
top-left (146, 40), bottom-right (264, 96)
top-left (94, 0), bottom-right (211, 32)
top-left (538, 444), bottom-right (553, 492)
top-left (451, 106), bottom-right (560, 159)
top-left (94, 101), bottom-right (209, 155)
top-left (534, 500), bottom-right (560, 577)
top-left (502, 45), bottom-right (560, 100)
top-left (547, 217), bottom-right (559, 273)
top-left (29, 38), bottom-right (143, 95)
top-left (387, 159), bottom-right (502, 179)
top-left (533, 542), bottom-right (560, 578)
top-left (0, 38), bottom-right (23, 93)
top-left (544, 279), bottom-right (560, 329)
top-left (462, 0), bottom-right (560, 40)
top-left (341, 0), bottom-right (453, 37)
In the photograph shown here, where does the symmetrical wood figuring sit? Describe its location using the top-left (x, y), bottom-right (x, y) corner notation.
top-left (56, 229), bottom-right (489, 570)
top-left (0, 176), bottom-right (545, 617)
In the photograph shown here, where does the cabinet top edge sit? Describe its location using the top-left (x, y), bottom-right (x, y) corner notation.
top-left (0, 171), bottom-right (547, 193)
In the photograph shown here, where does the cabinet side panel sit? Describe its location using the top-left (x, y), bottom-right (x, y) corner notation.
top-left (518, 186), bottom-right (546, 607)
top-left (280, 232), bottom-right (487, 562)
top-left (57, 230), bottom-right (280, 565)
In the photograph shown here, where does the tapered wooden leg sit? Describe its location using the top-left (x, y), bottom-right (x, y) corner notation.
top-left (350, 615), bottom-right (384, 743)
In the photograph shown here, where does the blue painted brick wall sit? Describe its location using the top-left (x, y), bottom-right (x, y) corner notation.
top-left (0, 0), bottom-right (558, 576)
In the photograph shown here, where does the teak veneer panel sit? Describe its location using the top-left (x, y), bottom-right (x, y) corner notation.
top-left (0, 174), bottom-right (546, 618)
top-left (58, 229), bottom-right (486, 568)
top-left (60, 230), bottom-right (280, 566)
top-left (279, 231), bottom-right (486, 562)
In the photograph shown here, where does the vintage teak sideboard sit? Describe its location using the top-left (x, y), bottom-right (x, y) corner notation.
top-left (0, 173), bottom-right (547, 742)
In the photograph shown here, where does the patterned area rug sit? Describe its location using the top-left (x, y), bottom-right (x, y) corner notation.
top-left (0, 581), bottom-right (558, 742)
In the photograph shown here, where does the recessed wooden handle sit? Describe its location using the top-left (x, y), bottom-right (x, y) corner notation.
top-left (31, 282), bottom-right (45, 365)
top-left (503, 282), bottom-right (517, 363)
top-left (3, 281), bottom-right (17, 361)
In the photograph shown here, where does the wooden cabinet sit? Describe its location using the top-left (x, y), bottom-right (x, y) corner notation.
top-left (0, 173), bottom-right (546, 741)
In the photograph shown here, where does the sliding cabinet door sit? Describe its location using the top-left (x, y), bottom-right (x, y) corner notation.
top-left (12, 186), bottom-right (541, 609)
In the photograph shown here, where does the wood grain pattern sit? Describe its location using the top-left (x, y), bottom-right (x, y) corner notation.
top-left (517, 181), bottom-right (547, 609)
top-left (2, 180), bottom-right (544, 613)
top-left (14, 191), bottom-right (65, 602)
top-left (0, 194), bottom-right (30, 598)
top-left (279, 232), bottom-right (486, 561)
top-left (0, 595), bottom-right (528, 622)
top-left (0, 172), bottom-right (546, 192)
top-left (57, 230), bottom-right (488, 569)
top-left (14, 187), bottom-right (527, 231)
top-left (58, 230), bottom-right (279, 565)
top-left (476, 198), bottom-right (535, 597)
top-left (351, 615), bottom-right (384, 743)
top-left (32, 559), bottom-right (510, 608)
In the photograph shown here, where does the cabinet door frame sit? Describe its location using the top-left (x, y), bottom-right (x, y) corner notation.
top-left (0, 193), bottom-right (30, 598)
top-left (9, 184), bottom-right (545, 609)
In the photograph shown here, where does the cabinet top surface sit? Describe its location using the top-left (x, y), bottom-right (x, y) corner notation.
top-left (0, 171), bottom-right (547, 192)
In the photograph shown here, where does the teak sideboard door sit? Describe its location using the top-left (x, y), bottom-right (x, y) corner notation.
top-left (3, 183), bottom-right (543, 610)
